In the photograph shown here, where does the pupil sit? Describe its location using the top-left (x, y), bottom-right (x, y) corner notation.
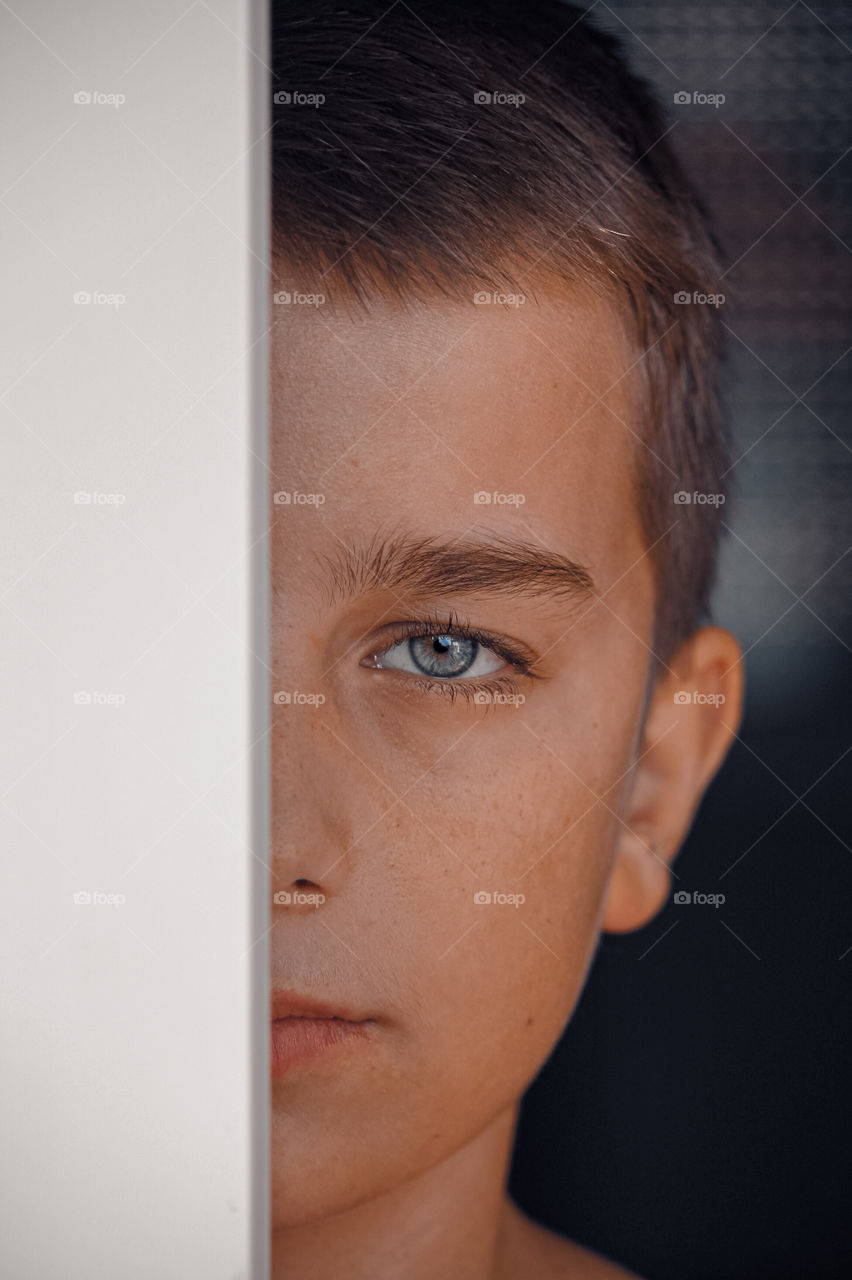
top-left (409, 633), bottom-right (478, 678)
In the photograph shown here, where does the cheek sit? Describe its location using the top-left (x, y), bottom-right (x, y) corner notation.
top-left (328, 681), bottom-right (640, 1070)
top-left (341, 690), bottom-right (632, 969)
top-left (398, 715), bottom-right (625, 894)
top-left (361, 744), bottom-right (620, 1068)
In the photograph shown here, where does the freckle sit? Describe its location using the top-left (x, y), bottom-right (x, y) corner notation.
top-left (526, 1015), bottom-right (533, 1028)
top-left (552, 382), bottom-right (558, 389)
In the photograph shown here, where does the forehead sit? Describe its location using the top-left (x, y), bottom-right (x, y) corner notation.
top-left (269, 282), bottom-right (649, 602)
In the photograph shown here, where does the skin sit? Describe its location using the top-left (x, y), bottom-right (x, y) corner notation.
top-left (269, 276), bottom-right (743, 1279)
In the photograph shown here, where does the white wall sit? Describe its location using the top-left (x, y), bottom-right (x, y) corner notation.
top-left (0, 3), bottom-right (270, 1276)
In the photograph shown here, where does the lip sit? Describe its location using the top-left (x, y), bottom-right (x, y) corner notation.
top-left (270, 988), bottom-right (375, 1077)
top-left (271, 989), bottom-right (370, 1022)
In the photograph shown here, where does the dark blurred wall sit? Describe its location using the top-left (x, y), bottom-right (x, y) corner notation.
top-left (509, 4), bottom-right (852, 1277)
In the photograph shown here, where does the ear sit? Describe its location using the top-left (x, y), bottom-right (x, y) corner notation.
top-left (601, 626), bottom-right (744, 933)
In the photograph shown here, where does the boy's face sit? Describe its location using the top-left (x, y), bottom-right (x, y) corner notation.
top-left (269, 282), bottom-right (659, 1225)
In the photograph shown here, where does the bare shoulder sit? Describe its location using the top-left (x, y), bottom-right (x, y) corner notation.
top-left (496, 1199), bottom-right (645, 1280)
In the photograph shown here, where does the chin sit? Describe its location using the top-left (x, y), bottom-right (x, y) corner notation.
top-left (270, 1155), bottom-right (409, 1230)
top-left (270, 1111), bottom-right (424, 1229)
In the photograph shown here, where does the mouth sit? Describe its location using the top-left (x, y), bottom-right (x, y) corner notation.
top-left (270, 989), bottom-right (375, 1077)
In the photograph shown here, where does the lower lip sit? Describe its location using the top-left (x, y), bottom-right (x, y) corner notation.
top-left (270, 1017), bottom-right (371, 1076)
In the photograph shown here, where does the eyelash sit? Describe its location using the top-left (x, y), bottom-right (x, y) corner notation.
top-left (366, 608), bottom-right (544, 705)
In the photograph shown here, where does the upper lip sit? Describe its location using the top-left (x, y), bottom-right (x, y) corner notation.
top-left (270, 988), bottom-right (370, 1023)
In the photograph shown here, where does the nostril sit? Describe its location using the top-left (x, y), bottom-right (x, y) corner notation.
top-left (294, 878), bottom-right (316, 890)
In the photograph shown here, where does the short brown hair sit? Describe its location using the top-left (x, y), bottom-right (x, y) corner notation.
top-left (270, 0), bottom-right (729, 664)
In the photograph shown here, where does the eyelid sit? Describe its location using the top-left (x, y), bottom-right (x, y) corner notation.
top-left (361, 609), bottom-right (545, 680)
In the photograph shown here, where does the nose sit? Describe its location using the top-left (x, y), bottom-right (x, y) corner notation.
top-left (272, 876), bottom-right (327, 913)
top-left (270, 693), bottom-right (393, 905)
top-left (269, 553), bottom-right (396, 910)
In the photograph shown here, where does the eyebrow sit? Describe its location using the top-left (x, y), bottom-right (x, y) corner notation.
top-left (314, 529), bottom-right (595, 608)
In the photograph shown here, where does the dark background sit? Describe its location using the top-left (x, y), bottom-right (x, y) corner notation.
top-left (509, 3), bottom-right (852, 1277)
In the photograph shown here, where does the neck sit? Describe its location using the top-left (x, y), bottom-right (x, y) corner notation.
top-left (272, 1102), bottom-right (521, 1280)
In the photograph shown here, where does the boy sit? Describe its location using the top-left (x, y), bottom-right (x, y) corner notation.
top-left (268, 2), bottom-right (743, 1276)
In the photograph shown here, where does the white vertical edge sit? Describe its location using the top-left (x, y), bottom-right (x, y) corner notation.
top-left (0, 1), bottom-right (271, 1276)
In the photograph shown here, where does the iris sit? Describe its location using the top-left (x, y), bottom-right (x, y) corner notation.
top-left (408, 634), bottom-right (478, 678)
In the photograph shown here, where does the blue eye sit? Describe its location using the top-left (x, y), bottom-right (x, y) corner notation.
top-left (372, 632), bottom-right (505, 680)
top-left (409, 634), bottom-right (475, 677)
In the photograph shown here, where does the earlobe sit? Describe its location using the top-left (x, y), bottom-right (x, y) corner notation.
top-left (601, 825), bottom-right (670, 933)
top-left (601, 626), bottom-right (744, 934)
